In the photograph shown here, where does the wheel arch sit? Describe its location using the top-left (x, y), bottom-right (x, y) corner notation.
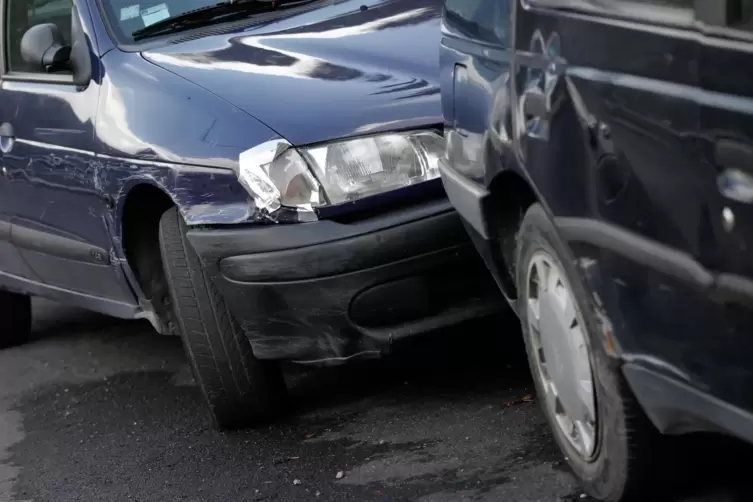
top-left (118, 182), bottom-right (178, 334)
top-left (485, 169), bottom-right (539, 299)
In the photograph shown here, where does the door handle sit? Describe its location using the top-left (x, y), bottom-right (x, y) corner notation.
top-left (715, 138), bottom-right (753, 174)
top-left (522, 89), bottom-right (548, 120)
top-left (0, 122), bottom-right (14, 154)
top-left (715, 139), bottom-right (753, 203)
top-left (520, 89), bottom-right (549, 139)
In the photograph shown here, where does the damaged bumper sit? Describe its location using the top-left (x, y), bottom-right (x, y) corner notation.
top-left (187, 199), bottom-right (501, 364)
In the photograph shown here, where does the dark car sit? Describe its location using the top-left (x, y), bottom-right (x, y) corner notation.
top-left (440, 0), bottom-right (753, 500)
top-left (0, 0), bottom-right (500, 428)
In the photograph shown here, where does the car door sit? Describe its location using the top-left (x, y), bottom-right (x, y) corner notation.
top-left (698, 1), bottom-right (753, 280)
top-left (0, 6), bottom-right (34, 281)
top-left (0, 0), bottom-right (133, 302)
top-left (0, 103), bottom-right (38, 281)
top-left (512, 1), bottom-right (743, 383)
top-left (693, 0), bottom-right (753, 409)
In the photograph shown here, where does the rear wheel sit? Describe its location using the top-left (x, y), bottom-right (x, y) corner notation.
top-left (158, 207), bottom-right (287, 429)
top-left (0, 290), bottom-right (31, 349)
top-left (515, 203), bottom-right (662, 501)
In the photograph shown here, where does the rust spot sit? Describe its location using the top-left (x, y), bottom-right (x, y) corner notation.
top-left (603, 327), bottom-right (617, 356)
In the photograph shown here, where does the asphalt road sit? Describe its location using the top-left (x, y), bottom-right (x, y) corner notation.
top-left (1, 299), bottom-right (752, 502)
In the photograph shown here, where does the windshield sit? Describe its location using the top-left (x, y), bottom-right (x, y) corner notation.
top-left (100, 0), bottom-right (251, 42)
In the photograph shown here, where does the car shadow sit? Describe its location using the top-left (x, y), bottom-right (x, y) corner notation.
top-left (285, 312), bottom-right (531, 415)
top-left (31, 297), bottom-right (532, 417)
top-left (23, 300), bottom-right (753, 501)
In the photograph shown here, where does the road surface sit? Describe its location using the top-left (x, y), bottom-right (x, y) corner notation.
top-left (0, 300), bottom-right (751, 501)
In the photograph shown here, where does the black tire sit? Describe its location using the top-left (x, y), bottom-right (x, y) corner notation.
top-left (515, 203), bottom-right (662, 501)
top-left (0, 290), bottom-right (31, 349)
top-left (158, 207), bottom-right (287, 429)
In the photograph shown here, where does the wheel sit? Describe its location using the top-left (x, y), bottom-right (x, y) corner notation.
top-left (515, 203), bottom-right (661, 501)
top-left (158, 207), bottom-right (287, 429)
top-left (0, 290), bottom-right (31, 349)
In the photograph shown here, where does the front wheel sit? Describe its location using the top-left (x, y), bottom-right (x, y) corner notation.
top-left (158, 207), bottom-right (287, 429)
top-left (0, 290), bottom-right (31, 349)
top-left (515, 203), bottom-right (662, 501)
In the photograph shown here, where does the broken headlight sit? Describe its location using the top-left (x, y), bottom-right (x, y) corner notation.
top-left (236, 131), bottom-right (444, 219)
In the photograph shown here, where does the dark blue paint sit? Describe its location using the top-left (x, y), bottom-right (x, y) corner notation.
top-left (441, 0), bottom-right (753, 440)
top-left (141, 0), bottom-right (442, 146)
top-left (0, 0), bottom-right (444, 321)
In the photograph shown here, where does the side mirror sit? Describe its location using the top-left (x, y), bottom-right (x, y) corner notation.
top-left (21, 23), bottom-right (71, 73)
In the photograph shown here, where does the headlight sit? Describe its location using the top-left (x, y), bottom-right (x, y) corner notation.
top-left (236, 131), bottom-right (444, 218)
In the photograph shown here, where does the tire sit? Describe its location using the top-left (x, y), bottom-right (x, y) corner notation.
top-left (158, 207), bottom-right (287, 429)
top-left (515, 203), bottom-right (662, 501)
top-left (0, 290), bottom-right (31, 349)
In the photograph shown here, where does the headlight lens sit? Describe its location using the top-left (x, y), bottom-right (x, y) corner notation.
top-left (304, 131), bottom-right (443, 205)
top-left (237, 131), bottom-right (443, 217)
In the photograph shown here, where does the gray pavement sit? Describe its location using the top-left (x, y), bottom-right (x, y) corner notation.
top-left (0, 299), bottom-right (751, 502)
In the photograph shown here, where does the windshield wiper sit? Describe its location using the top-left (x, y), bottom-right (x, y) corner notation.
top-left (132, 0), bottom-right (316, 41)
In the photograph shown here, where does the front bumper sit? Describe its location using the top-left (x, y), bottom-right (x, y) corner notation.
top-left (438, 158), bottom-right (492, 240)
top-left (187, 199), bottom-right (501, 364)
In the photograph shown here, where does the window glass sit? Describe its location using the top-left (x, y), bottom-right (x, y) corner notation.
top-left (628, 0), bottom-right (753, 29)
top-left (6, 0), bottom-right (73, 72)
top-left (713, 0), bottom-right (753, 30)
top-left (617, 0), bottom-right (695, 22)
top-left (529, 0), bottom-right (695, 26)
top-left (100, 0), bottom-right (221, 42)
top-left (624, 0), bottom-right (692, 5)
top-left (736, 0), bottom-right (753, 30)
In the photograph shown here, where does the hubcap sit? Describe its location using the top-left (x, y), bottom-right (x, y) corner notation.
top-left (526, 250), bottom-right (597, 458)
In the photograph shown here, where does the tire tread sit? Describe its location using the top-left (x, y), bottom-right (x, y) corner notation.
top-left (515, 203), bottom-right (665, 502)
top-left (158, 207), bottom-right (285, 429)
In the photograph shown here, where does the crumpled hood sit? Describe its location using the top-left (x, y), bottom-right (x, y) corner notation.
top-left (142, 0), bottom-right (442, 146)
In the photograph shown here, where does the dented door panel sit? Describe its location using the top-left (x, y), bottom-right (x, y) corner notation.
top-left (695, 29), bottom-right (753, 411)
top-left (512, 2), bottom-right (753, 415)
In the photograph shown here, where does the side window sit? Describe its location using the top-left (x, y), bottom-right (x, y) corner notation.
top-left (695, 0), bottom-right (753, 30)
top-left (623, 0), bottom-right (693, 5)
top-left (638, 0), bottom-right (753, 31)
top-left (616, 0), bottom-right (695, 22)
top-left (528, 0), bottom-right (695, 26)
top-left (6, 0), bottom-right (73, 73)
top-left (445, 0), bottom-right (512, 47)
top-left (737, 0), bottom-right (753, 29)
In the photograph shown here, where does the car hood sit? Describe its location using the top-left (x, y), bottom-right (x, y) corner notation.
top-left (142, 0), bottom-right (442, 146)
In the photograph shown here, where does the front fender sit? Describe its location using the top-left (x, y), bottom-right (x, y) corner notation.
top-left (104, 159), bottom-right (260, 233)
top-left (96, 50), bottom-right (287, 236)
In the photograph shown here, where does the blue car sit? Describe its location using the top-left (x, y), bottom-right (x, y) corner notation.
top-left (441, 0), bottom-right (753, 500)
top-left (0, 0), bottom-right (499, 428)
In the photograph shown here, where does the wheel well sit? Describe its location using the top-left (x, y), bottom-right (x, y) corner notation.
top-left (489, 171), bottom-right (537, 299)
top-left (121, 184), bottom-right (176, 333)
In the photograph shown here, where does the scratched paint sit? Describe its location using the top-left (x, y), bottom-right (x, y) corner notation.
top-left (0, 0), bottom-right (447, 346)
